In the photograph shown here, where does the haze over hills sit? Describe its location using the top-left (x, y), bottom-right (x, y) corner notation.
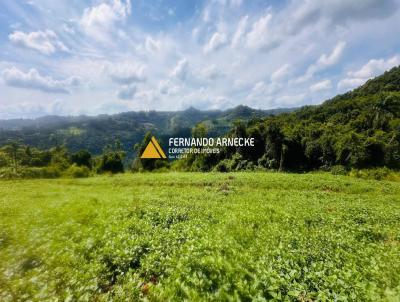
top-left (0, 105), bottom-right (294, 158)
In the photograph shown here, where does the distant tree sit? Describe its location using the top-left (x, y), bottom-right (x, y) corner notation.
top-left (50, 146), bottom-right (71, 170)
top-left (1, 141), bottom-right (22, 172)
top-left (71, 150), bottom-right (92, 168)
top-left (98, 153), bottom-right (124, 173)
top-left (192, 123), bottom-right (208, 138)
top-left (265, 122), bottom-right (284, 170)
top-left (97, 139), bottom-right (125, 174)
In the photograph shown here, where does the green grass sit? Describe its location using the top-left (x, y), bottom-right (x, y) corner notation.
top-left (0, 172), bottom-right (400, 301)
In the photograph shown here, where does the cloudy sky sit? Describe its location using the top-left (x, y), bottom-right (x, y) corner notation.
top-left (0, 0), bottom-right (400, 119)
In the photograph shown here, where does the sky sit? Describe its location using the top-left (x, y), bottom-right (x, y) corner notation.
top-left (0, 0), bottom-right (400, 119)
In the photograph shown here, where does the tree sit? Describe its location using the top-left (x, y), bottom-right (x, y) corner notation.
top-left (264, 122), bottom-right (284, 169)
top-left (98, 140), bottom-right (126, 174)
top-left (1, 141), bottom-right (22, 172)
top-left (71, 150), bottom-right (92, 168)
top-left (98, 153), bottom-right (124, 174)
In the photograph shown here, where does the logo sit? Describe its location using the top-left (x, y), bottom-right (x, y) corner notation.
top-left (141, 136), bottom-right (167, 159)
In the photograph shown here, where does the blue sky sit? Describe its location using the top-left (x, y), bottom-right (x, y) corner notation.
top-left (0, 0), bottom-right (400, 118)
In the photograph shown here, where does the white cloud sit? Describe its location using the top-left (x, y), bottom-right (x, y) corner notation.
top-left (231, 15), bottom-right (248, 48)
top-left (275, 93), bottom-right (306, 107)
top-left (204, 32), bottom-right (228, 53)
top-left (338, 55), bottom-right (400, 90)
top-left (310, 79), bottom-right (332, 92)
top-left (117, 84), bottom-right (136, 100)
top-left (271, 64), bottom-right (291, 82)
top-left (337, 78), bottom-right (366, 90)
top-left (246, 14), bottom-right (276, 51)
top-left (202, 65), bottom-right (224, 80)
top-left (290, 0), bottom-right (398, 32)
top-left (296, 41), bottom-right (346, 83)
top-left (133, 89), bottom-right (158, 107)
top-left (145, 36), bottom-right (161, 52)
top-left (2, 66), bottom-right (79, 94)
top-left (348, 56), bottom-right (400, 78)
top-left (81, 0), bottom-right (131, 41)
top-left (0, 100), bottom-right (68, 119)
top-left (9, 30), bottom-right (68, 55)
top-left (95, 100), bottom-right (132, 115)
top-left (317, 41), bottom-right (346, 67)
top-left (246, 81), bottom-right (282, 107)
top-left (2, 0), bottom-right (400, 117)
top-left (158, 80), bottom-right (180, 95)
top-left (106, 63), bottom-right (146, 84)
top-left (170, 59), bottom-right (189, 80)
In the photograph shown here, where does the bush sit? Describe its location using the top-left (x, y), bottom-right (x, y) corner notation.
top-left (97, 152), bottom-right (124, 174)
top-left (235, 160), bottom-right (250, 171)
top-left (0, 167), bottom-right (61, 179)
top-left (63, 164), bottom-right (90, 178)
top-left (71, 150), bottom-right (92, 168)
top-left (349, 167), bottom-right (396, 181)
top-left (213, 160), bottom-right (231, 172)
top-left (0, 168), bottom-right (21, 179)
top-left (331, 165), bottom-right (348, 175)
top-left (32, 166), bottom-right (61, 178)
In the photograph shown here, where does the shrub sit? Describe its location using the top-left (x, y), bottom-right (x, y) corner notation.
top-left (64, 164), bottom-right (90, 178)
top-left (32, 166), bottom-right (60, 178)
top-left (331, 165), bottom-right (348, 175)
top-left (213, 160), bottom-right (231, 172)
top-left (97, 152), bottom-right (124, 174)
top-left (235, 160), bottom-right (250, 171)
top-left (71, 150), bottom-right (92, 168)
top-left (0, 168), bottom-right (21, 179)
top-left (0, 167), bottom-right (61, 179)
top-left (349, 167), bottom-right (395, 181)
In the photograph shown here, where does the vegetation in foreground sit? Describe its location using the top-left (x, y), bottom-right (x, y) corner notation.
top-left (1, 172), bottom-right (399, 301)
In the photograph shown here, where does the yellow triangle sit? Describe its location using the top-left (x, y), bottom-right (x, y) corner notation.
top-left (141, 141), bottom-right (161, 158)
top-left (151, 137), bottom-right (167, 158)
top-left (140, 137), bottom-right (167, 159)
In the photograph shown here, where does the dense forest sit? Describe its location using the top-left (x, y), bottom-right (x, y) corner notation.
top-left (173, 66), bottom-right (400, 173)
top-left (0, 106), bottom-right (291, 162)
top-left (0, 66), bottom-right (399, 178)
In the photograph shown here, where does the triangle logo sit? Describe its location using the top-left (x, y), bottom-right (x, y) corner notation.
top-left (141, 136), bottom-right (167, 159)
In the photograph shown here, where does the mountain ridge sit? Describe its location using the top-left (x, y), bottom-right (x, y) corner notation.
top-left (0, 105), bottom-right (294, 130)
top-left (0, 105), bottom-right (295, 160)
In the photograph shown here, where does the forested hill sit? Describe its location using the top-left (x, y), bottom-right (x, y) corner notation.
top-left (293, 65), bottom-right (400, 124)
top-left (0, 106), bottom-right (293, 156)
top-left (180, 66), bottom-right (400, 172)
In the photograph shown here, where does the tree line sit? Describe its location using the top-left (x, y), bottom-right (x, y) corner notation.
top-left (136, 66), bottom-right (400, 173)
top-left (0, 140), bottom-right (126, 179)
top-left (1, 66), bottom-right (399, 178)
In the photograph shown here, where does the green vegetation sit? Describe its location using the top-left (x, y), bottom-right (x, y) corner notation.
top-left (177, 66), bottom-right (400, 172)
top-left (1, 67), bottom-right (400, 174)
top-left (0, 141), bottom-right (125, 179)
top-left (0, 106), bottom-right (287, 162)
top-left (0, 173), bottom-right (399, 301)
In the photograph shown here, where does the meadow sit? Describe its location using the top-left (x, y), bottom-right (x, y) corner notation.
top-left (0, 172), bottom-right (399, 301)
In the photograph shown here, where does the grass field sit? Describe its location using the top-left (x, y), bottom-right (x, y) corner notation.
top-left (0, 172), bottom-right (400, 301)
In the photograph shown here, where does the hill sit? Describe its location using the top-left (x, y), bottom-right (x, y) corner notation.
top-left (179, 66), bottom-right (400, 171)
top-left (0, 106), bottom-right (293, 159)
